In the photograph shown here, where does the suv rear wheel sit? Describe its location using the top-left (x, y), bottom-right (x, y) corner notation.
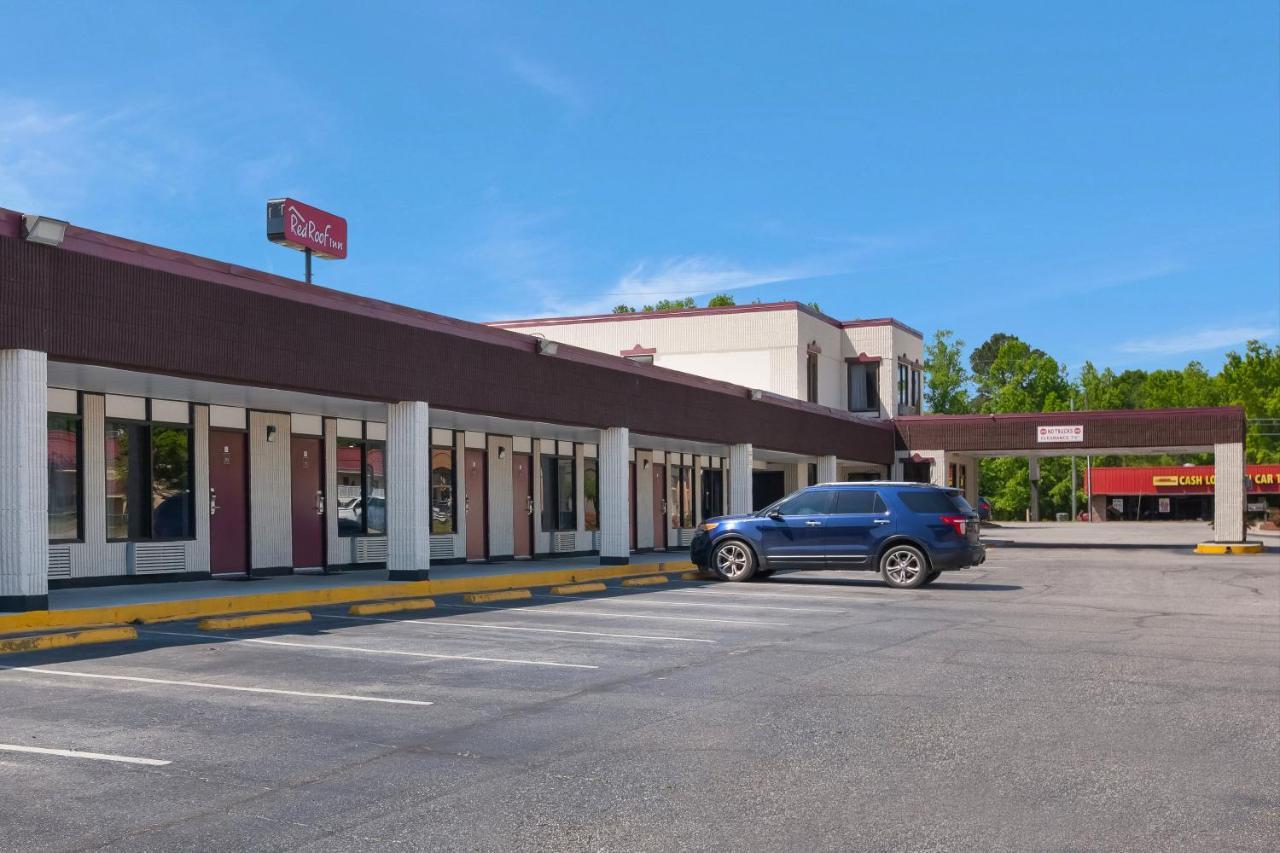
top-left (712, 540), bottom-right (756, 582)
top-left (879, 544), bottom-right (929, 589)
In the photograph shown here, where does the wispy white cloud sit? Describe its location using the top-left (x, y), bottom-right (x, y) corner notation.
top-left (507, 54), bottom-right (585, 112)
top-left (1117, 324), bottom-right (1277, 356)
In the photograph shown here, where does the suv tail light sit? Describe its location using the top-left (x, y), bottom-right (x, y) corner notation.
top-left (939, 515), bottom-right (967, 536)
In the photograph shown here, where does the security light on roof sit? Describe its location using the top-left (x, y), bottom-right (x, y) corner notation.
top-left (21, 214), bottom-right (69, 247)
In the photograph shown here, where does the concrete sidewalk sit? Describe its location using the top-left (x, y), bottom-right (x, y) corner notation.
top-left (1, 551), bottom-right (696, 635)
top-left (983, 520), bottom-right (1271, 549)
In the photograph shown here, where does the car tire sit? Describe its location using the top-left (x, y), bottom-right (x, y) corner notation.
top-left (879, 544), bottom-right (930, 589)
top-left (920, 568), bottom-right (942, 586)
top-left (711, 540), bottom-right (756, 582)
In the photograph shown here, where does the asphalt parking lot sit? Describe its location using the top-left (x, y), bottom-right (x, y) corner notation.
top-left (2, 540), bottom-right (1277, 852)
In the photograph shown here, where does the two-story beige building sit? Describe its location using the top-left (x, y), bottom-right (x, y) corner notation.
top-left (490, 302), bottom-right (926, 419)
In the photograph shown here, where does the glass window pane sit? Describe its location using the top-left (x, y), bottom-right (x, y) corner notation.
top-left (431, 446), bottom-right (455, 535)
top-left (557, 457), bottom-right (575, 531)
top-left (775, 489), bottom-right (834, 516)
top-left (583, 458), bottom-right (599, 531)
top-left (48, 414), bottom-right (80, 541)
top-left (336, 440), bottom-right (364, 537)
top-left (541, 455), bottom-right (557, 531)
top-left (365, 441), bottom-right (386, 536)
top-left (151, 426), bottom-right (192, 538)
top-left (105, 421), bottom-right (148, 539)
top-left (701, 470), bottom-right (724, 519)
top-left (899, 490), bottom-right (964, 514)
top-left (680, 467), bottom-right (694, 527)
top-left (833, 489), bottom-right (878, 514)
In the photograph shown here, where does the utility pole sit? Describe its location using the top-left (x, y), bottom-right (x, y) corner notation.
top-left (1070, 395), bottom-right (1077, 520)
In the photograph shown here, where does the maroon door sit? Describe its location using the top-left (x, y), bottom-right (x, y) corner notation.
top-left (629, 462), bottom-right (637, 551)
top-left (512, 452), bottom-right (533, 558)
top-left (465, 448), bottom-right (487, 560)
top-left (208, 430), bottom-right (249, 575)
top-left (652, 463), bottom-right (666, 551)
top-left (291, 436), bottom-right (325, 569)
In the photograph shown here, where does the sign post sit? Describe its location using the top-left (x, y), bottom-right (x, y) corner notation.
top-left (266, 198), bottom-right (347, 283)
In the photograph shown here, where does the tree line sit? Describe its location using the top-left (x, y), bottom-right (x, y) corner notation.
top-left (611, 294), bottom-right (822, 313)
top-left (922, 331), bottom-right (1279, 520)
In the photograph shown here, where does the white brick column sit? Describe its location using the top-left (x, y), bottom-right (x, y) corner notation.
top-left (386, 401), bottom-right (431, 580)
top-left (1214, 442), bottom-right (1247, 542)
top-left (817, 454), bottom-right (838, 484)
top-left (728, 443), bottom-right (753, 515)
top-left (1028, 456), bottom-right (1041, 522)
top-left (599, 427), bottom-right (630, 564)
top-left (0, 350), bottom-right (48, 611)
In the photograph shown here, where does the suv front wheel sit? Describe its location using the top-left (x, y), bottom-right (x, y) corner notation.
top-left (879, 544), bottom-right (929, 589)
top-left (711, 540), bottom-right (757, 582)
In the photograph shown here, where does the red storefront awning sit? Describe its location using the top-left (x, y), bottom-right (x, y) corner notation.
top-left (1087, 465), bottom-right (1280, 495)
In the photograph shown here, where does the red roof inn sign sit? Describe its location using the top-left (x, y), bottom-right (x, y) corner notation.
top-left (267, 198), bottom-right (347, 259)
top-left (1037, 424), bottom-right (1084, 443)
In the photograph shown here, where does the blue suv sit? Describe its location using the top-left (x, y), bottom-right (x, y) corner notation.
top-left (690, 482), bottom-right (986, 589)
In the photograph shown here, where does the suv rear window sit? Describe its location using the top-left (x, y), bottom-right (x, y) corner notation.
top-left (832, 489), bottom-right (887, 514)
top-left (898, 490), bottom-right (967, 514)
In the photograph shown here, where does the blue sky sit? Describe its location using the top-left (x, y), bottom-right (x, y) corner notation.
top-left (3, 1), bottom-right (1277, 374)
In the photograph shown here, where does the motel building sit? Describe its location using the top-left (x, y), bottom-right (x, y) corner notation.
top-left (0, 207), bottom-right (1254, 612)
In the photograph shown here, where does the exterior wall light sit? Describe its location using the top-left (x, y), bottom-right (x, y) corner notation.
top-left (535, 338), bottom-right (559, 356)
top-left (21, 214), bottom-right (70, 247)
top-left (749, 389), bottom-right (763, 401)
top-left (498, 446), bottom-right (507, 460)
top-left (266, 425), bottom-right (278, 442)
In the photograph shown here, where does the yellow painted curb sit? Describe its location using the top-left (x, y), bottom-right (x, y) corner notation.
top-left (463, 589), bottom-right (532, 604)
top-left (680, 570), bottom-right (715, 581)
top-left (0, 626), bottom-right (137, 656)
top-left (349, 598), bottom-right (436, 616)
top-left (622, 575), bottom-right (668, 587)
top-left (0, 560), bottom-right (697, 636)
top-left (197, 610), bottom-right (311, 631)
top-left (549, 582), bottom-right (607, 595)
top-left (1195, 542), bottom-right (1265, 555)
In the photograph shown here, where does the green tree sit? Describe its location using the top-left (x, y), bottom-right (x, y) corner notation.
top-left (706, 293), bottom-right (736, 307)
top-left (922, 329), bottom-right (970, 413)
top-left (653, 297), bottom-right (697, 312)
top-left (611, 304), bottom-right (636, 314)
top-left (805, 301), bottom-right (822, 313)
top-left (969, 333), bottom-right (1019, 383)
top-left (1219, 341), bottom-right (1280, 463)
top-left (980, 339), bottom-right (1071, 414)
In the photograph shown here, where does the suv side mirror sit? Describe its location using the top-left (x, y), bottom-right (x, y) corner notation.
top-left (767, 510), bottom-right (784, 522)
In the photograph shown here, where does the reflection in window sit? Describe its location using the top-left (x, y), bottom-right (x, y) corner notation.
top-left (431, 446), bottom-right (455, 535)
top-left (583, 457), bottom-right (599, 531)
top-left (105, 419), bottom-right (192, 540)
top-left (670, 465), bottom-right (695, 528)
top-left (701, 469), bottom-right (724, 520)
top-left (48, 414), bottom-right (81, 541)
top-left (337, 439), bottom-right (385, 537)
top-left (540, 455), bottom-right (576, 532)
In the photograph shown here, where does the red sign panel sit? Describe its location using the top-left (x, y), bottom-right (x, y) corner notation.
top-left (1088, 465), bottom-right (1280, 495)
top-left (266, 198), bottom-right (347, 259)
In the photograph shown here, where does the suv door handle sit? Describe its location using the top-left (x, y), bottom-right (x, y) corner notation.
top-left (873, 518), bottom-right (891, 525)
top-left (804, 520), bottom-right (822, 527)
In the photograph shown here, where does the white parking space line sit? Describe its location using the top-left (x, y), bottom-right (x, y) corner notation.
top-left (533, 592), bottom-right (842, 614)
top-left (318, 614), bottom-right (717, 643)
top-left (4, 667), bottom-right (434, 706)
top-left (438, 602), bottom-right (788, 626)
top-left (0, 742), bottom-right (171, 766)
top-left (140, 629), bottom-right (599, 669)
top-left (671, 586), bottom-right (883, 603)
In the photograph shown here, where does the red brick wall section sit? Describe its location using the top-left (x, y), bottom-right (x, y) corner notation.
top-left (0, 233), bottom-right (894, 463)
top-left (893, 408), bottom-right (1245, 453)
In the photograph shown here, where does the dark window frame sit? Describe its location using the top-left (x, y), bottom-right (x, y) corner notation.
top-left (583, 455), bottom-right (600, 531)
top-left (430, 440), bottom-right (457, 535)
top-left (48, 400), bottom-right (84, 544)
top-left (541, 453), bottom-right (577, 532)
top-left (337, 429), bottom-right (387, 538)
top-left (104, 402), bottom-right (196, 543)
top-left (806, 351), bottom-right (819, 403)
top-left (846, 362), bottom-right (879, 413)
top-left (700, 468), bottom-right (725, 520)
top-left (669, 464), bottom-right (695, 528)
